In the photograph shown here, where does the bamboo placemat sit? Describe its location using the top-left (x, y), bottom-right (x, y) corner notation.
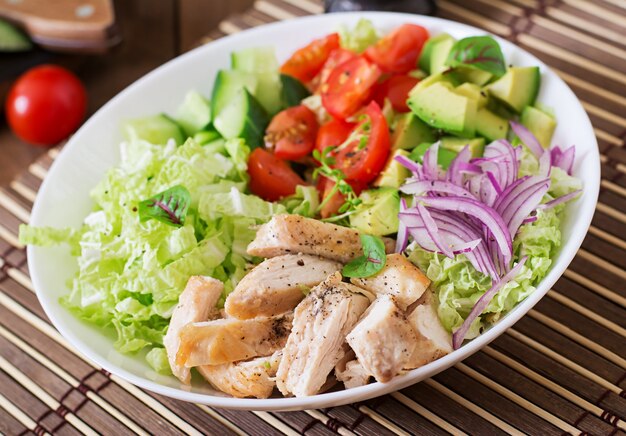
top-left (1, 0), bottom-right (625, 434)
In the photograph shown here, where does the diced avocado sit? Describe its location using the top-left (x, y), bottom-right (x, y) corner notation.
top-left (375, 150), bottom-right (411, 189)
top-left (408, 82), bottom-right (477, 137)
top-left (454, 82), bottom-right (488, 109)
top-left (0, 19), bottom-right (32, 52)
top-left (429, 36), bottom-right (456, 75)
top-left (176, 91), bottom-right (211, 136)
top-left (213, 88), bottom-right (269, 148)
top-left (419, 33), bottom-right (455, 74)
top-left (409, 72), bottom-right (459, 96)
top-left (475, 108), bottom-right (508, 141)
top-left (391, 112), bottom-right (436, 150)
top-left (409, 142), bottom-right (458, 169)
top-left (122, 114), bottom-right (185, 145)
top-left (280, 74), bottom-right (310, 108)
top-left (452, 67), bottom-right (493, 86)
top-left (520, 105), bottom-right (556, 148)
top-left (193, 125), bottom-right (221, 145)
top-left (349, 188), bottom-right (400, 236)
top-left (440, 136), bottom-right (485, 158)
top-left (486, 66), bottom-right (541, 113)
top-left (211, 70), bottom-right (258, 119)
top-left (231, 46), bottom-right (279, 73)
top-left (486, 96), bottom-right (517, 120)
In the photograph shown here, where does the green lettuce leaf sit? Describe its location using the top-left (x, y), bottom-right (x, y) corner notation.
top-left (339, 18), bottom-right (379, 53)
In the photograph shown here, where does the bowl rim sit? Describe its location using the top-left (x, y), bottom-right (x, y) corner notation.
top-left (28, 11), bottom-right (600, 411)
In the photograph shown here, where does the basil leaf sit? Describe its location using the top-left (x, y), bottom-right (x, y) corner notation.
top-left (342, 234), bottom-right (387, 278)
top-left (138, 185), bottom-right (191, 227)
top-left (445, 36), bottom-right (506, 78)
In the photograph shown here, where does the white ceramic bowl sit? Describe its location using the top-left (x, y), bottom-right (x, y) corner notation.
top-left (29, 12), bottom-right (600, 411)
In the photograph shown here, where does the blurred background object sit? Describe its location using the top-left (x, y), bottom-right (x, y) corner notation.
top-left (325, 0), bottom-right (436, 15)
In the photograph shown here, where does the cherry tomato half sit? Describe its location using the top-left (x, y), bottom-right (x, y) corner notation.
top-left (321, 56), bottom-right (381, 120)
top-left (332, 101), bottom-right (390, 184)
top-left (248, 148), bottom-right (305, 202)
top-left (265, 105), bottom-right (319, 160)
top-left (280, 33), bottom-right (340, 83)
top-left (311, 48), bottom-right (357, 93)
top-left (317, 176), bottom-right (366, 219)
top-left (5, 64), bottom-right (87, 147)
top-left (373, 74), bottom-right (420, 112)
top-left (365, 24), bottom-right (429, 74)
top-left (315, 117), bottom-right (355, 155)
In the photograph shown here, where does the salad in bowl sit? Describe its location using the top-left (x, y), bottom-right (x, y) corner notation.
top-left (22, 13), bottom-right (594, 408)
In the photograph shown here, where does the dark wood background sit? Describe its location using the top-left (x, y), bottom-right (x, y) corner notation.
top-left (0, 0), bottom-right (254, 186)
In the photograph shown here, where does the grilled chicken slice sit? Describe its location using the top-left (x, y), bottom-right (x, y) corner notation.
top-left (347, 295), bottom-right (417, 383)
top-left (176, 313), bottom-right (293, 367)
top-left (335, 349), bottom-right (371, 389)
top-left (197, 351), bottom-right (282, 399)
top-left (247, 214), bottom-right (395, 263)
top-left (351, 254), bottom-right (430, 310)
top-left (405, 290), bottom-right (453, 369)
top-left (163, 276), bottom-right (223, 384)
top-left (225, 254), bottom-right (342, 319)
top-left (276, 272), bottom-right (370, 397)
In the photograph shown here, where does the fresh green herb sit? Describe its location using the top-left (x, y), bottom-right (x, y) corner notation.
top-left (342, 234), bottom-right (387, 278)
top-left (138, 185), bottom-right (191, 227)
top-left (298, 284), bottom-right (312, 296)
top-left (445, 36), bottom-right (506, 78)
top-left (312, 146), bottom-right (362, 221)
top-left (263, 361), bottom-right (272, 370)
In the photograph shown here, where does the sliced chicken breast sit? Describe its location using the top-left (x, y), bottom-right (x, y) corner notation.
top-left (335, 349), bottom-right (370, 389)
top-left (176, 312), bottom-right (293, 367)
top-left (351, 253), bottom-right (430, 310)
top-left (276, 272), bottom-right (370, 397)
top-left (197, 351), bottom-right (282, 399)
top-left (163, 276), bottom-right (223, 384)
top-left (225, 254), bottom-right (342, 319)
top-left (405, 290), bottom-right (453, 369)
top-left (347, 294), bottom-right (417, 383)
top-left (247, 214), bottom-right (395, 263)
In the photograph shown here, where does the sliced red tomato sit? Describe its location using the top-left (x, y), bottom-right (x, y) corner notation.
top-left (265, 105), bottom-right (318, 160)
top-left (311, 48), bottom-right (358, 92)
top-left (365, 24), bottom-right (429, 74)
top-left (373, 74), bottom-right (419, 112)
top-left (331, 101), bottom-right (390, 184)
top-left (280, 33), bottom-right (340, 83)
top-left (317, 176), bottom-right (366, 219)
top-left (321, 56), bottom-right (381, 119)
top-left (315, 117), bottom-right (355, 154)
top-left (248, 148), bottom-right (305, 201)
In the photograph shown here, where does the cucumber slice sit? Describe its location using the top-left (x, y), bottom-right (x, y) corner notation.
top-left (211, 70), bottom-right (258, 119)
top-left (0, 19), bottom-right (32, 52)
top-left (193, 126), bottom-right (222, 145)
top-left (280, 74), bottom-right (311, 107)
top-left (176, 91), bottom-right (211, 136)
top-left (122, 114), bottom-right (185, 145)
top-left (231, 46), bottom-right (279, 73)
top-left (213, 88), bottom-right (269, 148)
top-left (255, 72), bottom-right (283, 115)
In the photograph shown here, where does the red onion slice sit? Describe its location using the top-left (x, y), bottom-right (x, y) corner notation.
top-left (452, 256), bottom-right (528, 349)
top-left (510, 121), bottom-right (544, 158)
top-left (401, 180), bottom-right (476, 198)
top-left (395, 198), bottom-right (409, 253)
top-left (417, 202), bottom-right (454, 258)
top-left (537, 189), bottom-right (582, 210)
top-left (395, 154), bottom-right (422, 177)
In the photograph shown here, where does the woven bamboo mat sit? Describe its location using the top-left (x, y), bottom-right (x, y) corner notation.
top-left (1, 0), bottom-right (625, 434)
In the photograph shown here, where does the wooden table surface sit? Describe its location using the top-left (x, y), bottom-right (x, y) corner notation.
top-left (0, 0), bottom-right (253, 186)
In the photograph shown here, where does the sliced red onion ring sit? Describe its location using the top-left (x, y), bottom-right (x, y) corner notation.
top-left (395, 154), bottom-right (422, 176)
top-left (421, 197), bottom-right (513, 265)
top-left (395, 198), bottom-right (409, 253)
top-left (422, 141), bottom-right (441, 181)
top-left (555, 145), bottom-right (575, 175)
top-left (400, 180), bottom-right (476, 198)
top-left (538, 150), bottom-right (552, 177)
top-left (417, 202), bottom-right (454, 258)
top-left (537, 189), bottom-right (582, 210)
top-left (510, 121), bottom-right (544, 158)
top-left (486, 172), bottom-right (503, 195)
top-left (452, 256), bottom-right (528, 349)
top-left (522, 215), bottom-right (538, 224)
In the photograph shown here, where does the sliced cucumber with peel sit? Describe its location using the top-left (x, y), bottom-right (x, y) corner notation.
top-left (176, 91), bottom-right (211, 136)
top-left (213, 88), bottom-right (269, 148)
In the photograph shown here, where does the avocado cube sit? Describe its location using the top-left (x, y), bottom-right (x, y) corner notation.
top-left (375, 149), bottom-right (411, 189)
top-left (409, 72), bottom-right (459, 97)
top-left (391, 113), bottom-right (436, 150)
top-left (349, 188), bottom-right (400, 236)
top-left (419, 33), bottom-right (454, 73)
top-left (429, 37), bottom-right (456, 75)
top-left (475, 108), bottom-right (509, 141)
top-left (409, 142), bottom-right (459, 169)
top-left (408, 82), bottom-right (477, 137)
top-left (455, 82), bottom-right (488, 109)
top-left (520, 106), bottom-right (556, 148)
top-left (440, 136), bottom-right (485, 158)
top-left (452, 67), bottom-right (493, 86)
top-left (486, 66), bottom-right (541, 113)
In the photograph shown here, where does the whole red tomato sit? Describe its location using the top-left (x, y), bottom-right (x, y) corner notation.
top-left (5, 65), bottom-right (87, 147)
